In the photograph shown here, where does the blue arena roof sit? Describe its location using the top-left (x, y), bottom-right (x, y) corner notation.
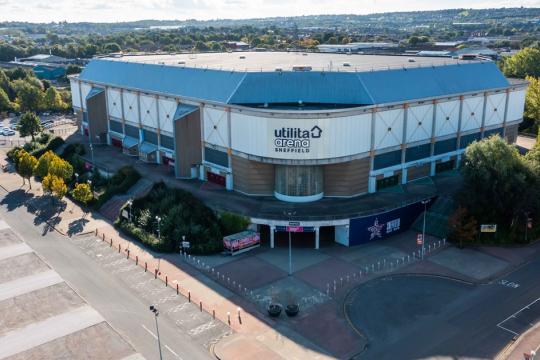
top-left (78, 58), bottom-right (510, 106)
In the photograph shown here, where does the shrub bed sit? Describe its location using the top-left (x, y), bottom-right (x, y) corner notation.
top-left (93, 166), bottom-right (140, 209)
top-left (115, 182), bottom-right (248, 254)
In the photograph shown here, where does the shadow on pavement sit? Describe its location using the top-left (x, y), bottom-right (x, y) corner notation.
top-left (67, 218), bottom-right (89, 237)
top-left (0, 188), bottom-right (34, 212)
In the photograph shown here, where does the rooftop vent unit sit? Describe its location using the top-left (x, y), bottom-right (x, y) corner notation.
top-left (292, 65), bottom-right (312, 72)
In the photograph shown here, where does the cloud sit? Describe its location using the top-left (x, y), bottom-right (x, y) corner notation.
top-left (1, 0), bottom-right (540, 23)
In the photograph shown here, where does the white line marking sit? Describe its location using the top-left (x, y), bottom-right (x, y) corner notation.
top-left (0, 270), bottom-right (63, 301)
top-left (497, 297), bottom-right (540, 336)
top-left (165, 345), bottom-right (183, 359)
top-left (0, 305), bottom-right (104, 359)
top-left (0, 243), bottom-right (33, 261)
top-left (141, 324), bottom-right (157, 339)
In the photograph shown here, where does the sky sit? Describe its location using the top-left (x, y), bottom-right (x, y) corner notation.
top-left (1, 0), bottom-right (540, 23)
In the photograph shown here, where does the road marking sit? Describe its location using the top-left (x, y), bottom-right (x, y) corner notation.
top-left (141, 324), bottom-right (157, 339)
top-left (498, 279), bottom-right (520, 289)
top-left (141, 324), bottom-right (183, 359)
top-left (0, 243), bottom-right (33, 261)
top-left (0, 270), bottom-right (63, 301)
top-left (0, 305), bottom-right (104, 359)
top-left (165, 345), bottom-right (183, 359)
top-left (497, 297), bottom-right (540, 336)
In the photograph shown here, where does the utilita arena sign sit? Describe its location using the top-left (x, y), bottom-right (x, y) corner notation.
top-left (273, 126), bottom-right (322, 153)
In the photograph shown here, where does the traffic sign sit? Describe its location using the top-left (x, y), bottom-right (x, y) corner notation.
top-left (480, 224), bottom-right (497, 233)
top-left (182, 241), bottom-right (190, 248)
top-left (416, 233), bottom-right (423, 245)
top-left (288, 221), bottom-right (301, 226)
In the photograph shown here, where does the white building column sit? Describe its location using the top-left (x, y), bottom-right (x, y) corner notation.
top-left (430, 161), bottom-right (436, 176)
top-left (315, 227), bottom-right (320, 250)
top-left (270, 225), bottom-right (275, 249)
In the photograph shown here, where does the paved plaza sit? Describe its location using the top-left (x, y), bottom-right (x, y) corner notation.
top-left (0, 219), bottom-right (143, 360)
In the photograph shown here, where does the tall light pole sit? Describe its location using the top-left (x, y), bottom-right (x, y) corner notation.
top-left (155, 216), bottom-right (161, 241)
top-left (284, 210), bottom-right (296, 276)
top-left (421, 199), bottom-right (430, 260)
top-left (525, 211), bottom-right (531, 243)
top-left (74, 172), bottom-right (79, 184)
top-left (89, 143), bottom-right (94, 167)
top-left (149, 305), bottom-right (163, 360)
top-left (127, 199), bottom-right (133, 222)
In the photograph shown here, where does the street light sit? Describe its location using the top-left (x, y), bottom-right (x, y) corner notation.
top-left (127, 199), bottom-right (133, 222)
top-left (421, 199), bottom-right (430, 260)
top-left (74, 172), bottom-right (79, 184)
top-left (284, 210), bottom-right (296, 276)
top-left (149, 305), bottom-right (163, 360)
top-left (89, 143), bottom-right (94, 167)
top-left (156, 216), bottom-right (161, 240)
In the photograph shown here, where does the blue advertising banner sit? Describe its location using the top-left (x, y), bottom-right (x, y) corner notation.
top-left (348, 197), bottom-right (436, 246)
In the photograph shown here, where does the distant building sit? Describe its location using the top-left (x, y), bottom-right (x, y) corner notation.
top-left (317, 42), bottom-right (399, 53)
top-left (19, 54), bottom-right (74, 65)
top-left (224, 41), bottom-right (250, 50)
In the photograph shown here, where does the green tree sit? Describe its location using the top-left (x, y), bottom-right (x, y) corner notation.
top-left (503, 47), bottom-right (540, 79)
top-left (72, 183), bottom-right (93, 205)
top-left (459, 136), bottom-right (537, 233)
top-left (44, 87), bottom-right (64, 111)
top-left (48, 156), bottom-right (73, 181)
top-left (18, 112), bottom-right (42, 141)
top-left (0, 88), bottom-right (11, 112)
top-left (525, 76), bottom-right (540, 124)
top-left (448, 206), bottom-right (478, 248)
top-left (103, 42), bottom-right (121, 53)
top-left (13, 82), bottom-right (43, 112)
top-left (16, 151), bottom-right (38, 189)
top-left (34, 150), bottom-right (56, 178)
top-left (43, 174), bottom-right (67, 200)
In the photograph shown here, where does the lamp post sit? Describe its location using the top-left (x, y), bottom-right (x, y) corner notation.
top-left (127, 199), bottom-right (133, 222)
top-left (421, 199), bottom-right (430, 260)
top-left (149, 305), bottom-right (163, 360)
top-left (89, 143), bottom-right (94, 167)
top-left (74, 172), bottom-right (79, 184)
top-left (156, 216), bottom-right (161, 241)
top-left (525, 211), bottom-right (531, 243)
top-left (284, 210), bottom-right (296, 276)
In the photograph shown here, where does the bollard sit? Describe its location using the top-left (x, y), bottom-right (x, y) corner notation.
top-left (102, 233), bottom-right (104, 241)
top-left (136, 256), bottom-right (138, 265)
top-left (378, 261), bottom-right (380, 271)
top-left (110, 238), bottom-right (112, 247)
top-left (237, 307), bottom-right (242, 324)
top-left (154, 269), bottom-right (157, 279)
top-left (165, 276), bottom-right (168, 287)
top-left (127, 249), bottom-right (130, 259)
top-left (213, 309), bottom-right (215, 319)
top-left (145, 262), bottom-right (147, 272)
top-left (118, 244), bottom-right (121, 253)
top-left (188, 291), bottom-right (191, 302)
top-left (346, 275), bottom-right (350, 283)
top-left (227, 311), bottom-right (231, 325)
top-left (95, 229), bottom-right (98, 236)
top-left (199, 301), bottom-right (202, 312)
top-left (176, 283), bottom-right (179, 295)
top-left (340, 277), bottom-right (343, 287)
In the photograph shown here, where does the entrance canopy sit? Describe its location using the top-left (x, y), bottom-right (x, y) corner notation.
top-left (139, 142), bottom-right (157, 154)
top-left (122, 136), bottom-right (138, 149)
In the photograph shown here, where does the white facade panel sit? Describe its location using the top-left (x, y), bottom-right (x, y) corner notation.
top-left (230, 111), bottom-right (372, 160)
top-left (158, 98), bottom-right (176, 133)
top-left (140, 95), bottom-right (158, 129)
top-left (204, 107), bottom-right (229, 148)
top-left (406, 104), bottom-right (433, 143)
top-left (461, 96), bottom-right (484, 132)
top-left (373, 108), bottom-right (404, 150)
top-left (106, 88), bottom-right (122, 119)
top-left (507, 89), bottom-right (526, 123)
top-left (80, 83), bottom-right (92, 110)
top-left (435, 100), bottom-right (460, 138)
top-left (122, 91), bottom-right (139, 124)
top-left (484, 93), bottom-right (506, 127)
top-left (70, 79), bottom-right (81, 109)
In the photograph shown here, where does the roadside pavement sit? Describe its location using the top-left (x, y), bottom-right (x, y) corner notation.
top-left (0, 162), bottom-right (334, 359)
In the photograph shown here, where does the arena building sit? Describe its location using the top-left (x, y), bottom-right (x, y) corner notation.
top-left (70, 52), bottom-right (527, 247)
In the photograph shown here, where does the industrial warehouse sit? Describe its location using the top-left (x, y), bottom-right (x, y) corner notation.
top-left (70, 51), bottom-right (527, 248)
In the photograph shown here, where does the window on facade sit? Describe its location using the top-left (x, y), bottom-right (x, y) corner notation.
top-left (143, 129), bottom-right (158, 145)
top-left (204, 147), bottom-right (229, 168)
top-left (275, 165), bottom-right (323, 197)
top-left (373, 150), bottom-right (402, 170)
top-left (124, 124), bottom-right (139, 138)
top-left (434, 138), bottom-right (457, 155)
top-left (405, 144), bottom-right (431, 163)
top-left (160, 134), bottom-right (174, 150)
top-left (376, 175), bottom-right (400, 191)
top-left (436, 160), bottom-right (455, 174)
top-left (109, 120), bottom-right (123, 134)
top-left (460, 132), bottom-right (481, 149)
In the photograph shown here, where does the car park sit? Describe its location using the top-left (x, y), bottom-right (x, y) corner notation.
top-left (2, 129), bottom-right (15, 136)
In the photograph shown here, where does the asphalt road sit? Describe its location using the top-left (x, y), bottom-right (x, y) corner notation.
top-left (346, 259), bottom-right (540, 359)
top-left (0, 187), bottom-right (216, 360)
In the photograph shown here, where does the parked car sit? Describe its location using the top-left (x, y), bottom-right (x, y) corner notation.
top-left (2, 129), bottom-right (15, 136)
